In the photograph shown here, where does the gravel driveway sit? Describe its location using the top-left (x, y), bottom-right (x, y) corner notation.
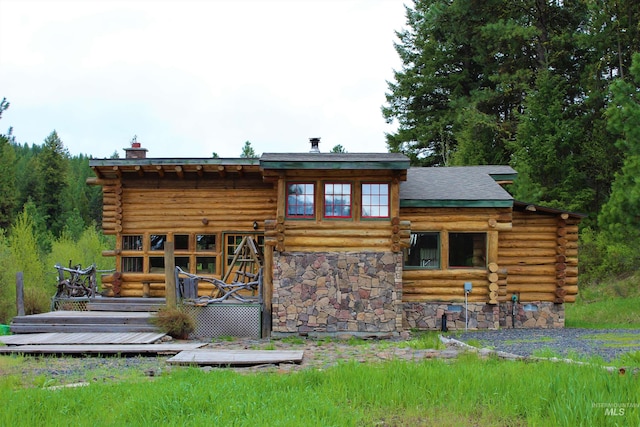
top-left (455, 328), bottom-right (640, 362)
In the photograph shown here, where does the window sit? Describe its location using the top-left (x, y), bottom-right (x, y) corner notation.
top-left (405, 232), bottom-right (440, 269)
top-left (175, 235), bottom-right (189, 251)
top-left (224, 234), bottom-right (264, 268)
top-left (449, 233), bottom-right (486, 268)
top-left (122, 235), bottom-right (142, 251)
top-left (122, 257), bottom-right (143, 272)
top-left (324, 182), bottom-right (352, 218)
top-left (149, 257), bottom-right (165, 273)
top-left (196, 257), bottom-right (216, 274)
top-left (287, 183), bottom-right (315, 218)
top-left (175, 256), bottom-right (190, 271)
top-left (150, 234), bottom-right (166, 251)
top-left (362, 183), bottom-right (389, 218)
top-left (118, 234), bottom-right (221, 277)
top-left (196, 234), bottom-right (216, 251)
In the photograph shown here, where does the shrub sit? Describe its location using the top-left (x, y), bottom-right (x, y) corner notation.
top-left (22, 287), bottom-right (49, 315)
top-left (152, 306), bottom-right (195, 339)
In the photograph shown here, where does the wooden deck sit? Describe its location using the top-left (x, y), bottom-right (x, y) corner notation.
top-left (0, 343), bottom-right (206, 355)
top-left (11, 297), bottom-right (165, 334)
top-left (0, 332), bottom-right (165, 346)
top-left (167, 349), bottom-right (304, 366)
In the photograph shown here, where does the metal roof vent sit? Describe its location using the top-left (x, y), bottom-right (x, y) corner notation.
top-left (309, 137), bottom-right (321, 153)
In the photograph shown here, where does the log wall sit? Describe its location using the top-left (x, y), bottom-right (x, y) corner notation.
top-left (498, 210), bottom-right (579, 303)
top-left (264, 172), bottom-right (407, 254)
top-left (99, 174), bottom-right (277, 296)
top-left (400, 207), bottom-right (512, 303)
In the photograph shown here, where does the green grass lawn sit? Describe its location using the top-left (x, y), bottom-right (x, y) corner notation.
top-left (566, 272), bottom-right (640, 329)
top-left (1, 274), bottom-right (638, 425)
top-left (1, 354), bottom-right (638, 426)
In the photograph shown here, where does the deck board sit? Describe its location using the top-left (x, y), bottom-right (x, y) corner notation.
top-left (167, 349), bottom-right (304, 366)
top-left (0, 343), bottom-right (205, 355)
top-left (0, 332), bottom-right (166, 346)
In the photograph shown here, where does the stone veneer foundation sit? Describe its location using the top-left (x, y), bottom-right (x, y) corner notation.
top-left (404, 301), bottom-right (565, 331)
top-left (272, 251), bottom-right (403, 335)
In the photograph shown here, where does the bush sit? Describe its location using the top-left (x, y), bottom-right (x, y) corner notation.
top-left (152, 306), bottom-right (195, 339)
top-left (22, 287), bottom-right (49, 315)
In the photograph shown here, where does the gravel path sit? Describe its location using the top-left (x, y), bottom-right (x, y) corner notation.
top-left (3, 329), bottom-right (639, 388)
top-left (456, 328), bottom-right (640, 362)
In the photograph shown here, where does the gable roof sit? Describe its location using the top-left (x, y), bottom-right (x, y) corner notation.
top-left (400, 166), bottom-right (516, 208)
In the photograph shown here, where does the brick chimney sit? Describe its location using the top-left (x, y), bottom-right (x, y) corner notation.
top-left (309, 137), bottom-right (320, 153)
top-left (124, 136), bottom-right (148, 159)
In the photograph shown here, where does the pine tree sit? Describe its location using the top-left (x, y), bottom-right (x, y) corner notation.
top-left (36, 131), bottom-right (69, 237)
top-left (0, 98), bottom-right (17, 229)
top-left (0, 135), bottom-right (17, 229)
top-left (240, 141), bottom-right (258, 158)
top-left (599, 53), bottom-right (640, 243)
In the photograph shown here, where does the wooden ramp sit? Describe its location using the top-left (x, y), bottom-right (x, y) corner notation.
top-left (0, 342), bottom-right (206, 355)
top-left (167, 349), bottom-right (304, 366)
top-left (0, 332), bottom-right (165, 346)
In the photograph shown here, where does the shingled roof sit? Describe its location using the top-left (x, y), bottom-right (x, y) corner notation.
top-left (400, 166), bottom-right (516, 208)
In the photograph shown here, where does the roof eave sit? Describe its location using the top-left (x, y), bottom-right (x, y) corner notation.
top-left (400, 199), bottom-right (514, 208)
top-left (259, 160), bottom-right (410, 170)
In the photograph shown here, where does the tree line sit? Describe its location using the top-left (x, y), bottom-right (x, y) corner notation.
top-left (1, 0), bottom-right (639, 318)
top-left (383, 0), bottom-right (640, 281)
top-left (0, 100), bottom-right (112, 322)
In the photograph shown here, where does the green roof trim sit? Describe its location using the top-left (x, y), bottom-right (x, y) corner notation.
top-left (401, 199), bottom-right (514, 208)
top-left (89, 158), bottom-right (260, 167)
top-left (260, 152), bottom-right (410, 171)
top-left (489, 173), bottom-right (518, 182)
top-left (259, 160), bottom-right (410, 170)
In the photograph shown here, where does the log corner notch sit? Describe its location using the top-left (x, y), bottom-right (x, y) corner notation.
top-left (487, 262), bottom-right (506, 305)
top-left (555, 213), bottom-right (579, 303)
top-left (264, 218), bottom-right (284, 252)
top-left (391, 217), bottom-right (411, 253)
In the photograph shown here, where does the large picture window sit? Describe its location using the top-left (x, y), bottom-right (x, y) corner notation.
top-left (405, 232), bottom-right (488, 269)
top-left (362, 183), bottom-right (389, 218)
top-left (324, 182), bottom-right (352, 218)
top-left (287, 183), bottom-right (315, 218)
top-left (405, 232), bottom-right (440, 268)
top-left (449, 233), bottom-right (486, 268)
top-left (119, 233), bottom-right (219, 277)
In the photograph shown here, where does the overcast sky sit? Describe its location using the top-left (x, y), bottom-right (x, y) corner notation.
top-left (0, 0), bottom-right (407, 159)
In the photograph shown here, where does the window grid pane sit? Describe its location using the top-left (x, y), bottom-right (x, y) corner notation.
top-left (324, 183), bottom-right (352, 218)
top-left (362, 183), bottom-right (389, 218)
top-left (287, 183), bottom-right (315, 218)
top-left (122, 235), bottom-right (142, 251)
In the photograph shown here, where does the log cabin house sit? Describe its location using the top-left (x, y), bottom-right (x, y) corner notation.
top-left (88, 140), bottom-right (583, 336)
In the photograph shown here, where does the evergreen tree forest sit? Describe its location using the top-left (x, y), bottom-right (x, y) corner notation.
top-left (383, 0), bottom-right (640, 282)
top-left (0, 102), bottom-right (113, 322)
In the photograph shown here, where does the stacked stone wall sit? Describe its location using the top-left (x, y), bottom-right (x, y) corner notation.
top-left (272, 251), bottom-right (403, 335)
top-left (404, 302), bottom-right (564, 330)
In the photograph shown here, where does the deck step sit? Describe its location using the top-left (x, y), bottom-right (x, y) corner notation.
top-left (89, 297), bottom-right (166, 304)
top-left (10, 310), bottom-right (159, 334)
top-left (10, 324), bottom-right (160, 334)
top-left (11, 312), bottom-right (155, 326)
top-left (87, 303), bottom-right (164, 312)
